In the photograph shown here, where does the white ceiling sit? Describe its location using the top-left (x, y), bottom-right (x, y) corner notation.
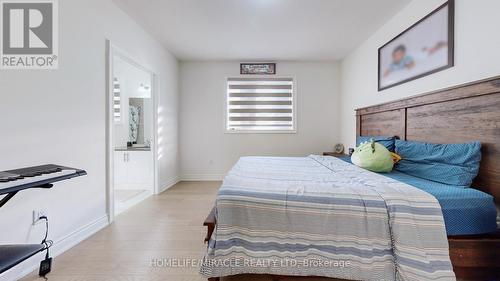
top-left (113, 0), bottom-right (411, 61)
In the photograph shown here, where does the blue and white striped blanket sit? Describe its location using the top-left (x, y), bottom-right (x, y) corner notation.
top-left (201, 156), bottom-right (455, 281)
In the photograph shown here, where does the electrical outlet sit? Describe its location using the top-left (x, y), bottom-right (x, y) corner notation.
top-left (32, 209), bottom-right (48, 225)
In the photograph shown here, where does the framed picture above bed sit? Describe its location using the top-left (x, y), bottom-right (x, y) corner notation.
top-left (378, 0), bottom-right (454, 91)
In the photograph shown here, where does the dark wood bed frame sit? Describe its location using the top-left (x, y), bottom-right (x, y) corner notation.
top-left (205, 76), bottom-right (500, 281)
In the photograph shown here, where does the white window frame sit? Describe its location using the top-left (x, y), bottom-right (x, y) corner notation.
top-left (224, 76), bottom-right (297, 134)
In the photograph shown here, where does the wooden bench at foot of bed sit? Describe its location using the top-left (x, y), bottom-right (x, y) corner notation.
top-left (204, 207), bottom-right (216, 243)
top-left (204, 206), bottom-right (500, 281)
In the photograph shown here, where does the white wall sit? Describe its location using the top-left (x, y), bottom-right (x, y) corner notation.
top-left (0, 0), bottom-right (178, 279)
top-left (179, 62), bottom-right (340, 180)
top-left (339, 0), bottom-right (500, 148)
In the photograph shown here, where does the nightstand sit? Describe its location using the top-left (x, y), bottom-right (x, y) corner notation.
top-left (323, 152), bottom-right (348, 157)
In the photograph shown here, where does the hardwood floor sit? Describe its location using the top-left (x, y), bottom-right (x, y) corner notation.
top-left (21, 181), bottom-right (219, 281)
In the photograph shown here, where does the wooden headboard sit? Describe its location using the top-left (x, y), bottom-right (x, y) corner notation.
top-left (356, 76), bottom-right (500, 203)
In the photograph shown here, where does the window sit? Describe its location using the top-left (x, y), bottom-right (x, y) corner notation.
top-left (226, 77), bottom-right (295, 132)
top-left (113, 77), bottom-right (122, 123)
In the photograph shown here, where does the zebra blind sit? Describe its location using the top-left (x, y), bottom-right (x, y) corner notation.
top-left (113, 77), bottom-right (122, 123)
top-left (226, 78), bottom-right (295, 132)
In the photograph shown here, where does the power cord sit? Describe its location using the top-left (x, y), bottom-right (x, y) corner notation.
top-left (39, 216), bottom-right (53, 252)
top-left (38, 216), bottom-right (53, 278)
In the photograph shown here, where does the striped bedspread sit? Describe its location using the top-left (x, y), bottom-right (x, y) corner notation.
top-left (200, 156), bottom-right (455, 281)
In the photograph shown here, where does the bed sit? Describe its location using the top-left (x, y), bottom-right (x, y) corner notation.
top-left (338, 155), bottom-right (497, 236)
top-left (202, 75), bottom-right (500, 281)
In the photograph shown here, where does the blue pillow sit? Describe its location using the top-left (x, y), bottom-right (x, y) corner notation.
top-left (394, 140), bottom-right (481, 187)
top-left (357, 136), bottom-right (397, 152)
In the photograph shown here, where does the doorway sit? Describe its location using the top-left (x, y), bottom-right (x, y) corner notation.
top-left (106, 41), bottom-right (158, 221)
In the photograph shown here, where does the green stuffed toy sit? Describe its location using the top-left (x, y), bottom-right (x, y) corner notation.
top-left (351, 139), bottom-right (394, 173)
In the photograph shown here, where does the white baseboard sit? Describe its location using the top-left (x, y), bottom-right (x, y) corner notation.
top-left (115, 190), bottom-right (152, 215)
top-left (158, 176), bottom-right (181, 194)
top-left (0, 215), bottom-right (109, 281)
top-left (180, 174), bottom-right (224, 181)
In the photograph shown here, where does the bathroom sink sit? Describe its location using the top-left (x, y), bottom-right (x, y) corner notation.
top-left (132, 145), bottom-right (149, 149)
top-left (115, 146), bottom-right (150, 151)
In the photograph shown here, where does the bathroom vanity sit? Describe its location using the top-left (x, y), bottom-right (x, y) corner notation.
top-left (114, 148), bottom-right (153, 190)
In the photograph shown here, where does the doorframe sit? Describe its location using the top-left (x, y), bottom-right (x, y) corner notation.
top-left (105, 40), bottom-right (159, 223)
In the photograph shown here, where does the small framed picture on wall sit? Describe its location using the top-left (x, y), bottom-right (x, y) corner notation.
top-left (240, 63), bottom-right (276, 75)
top-left (378, 0), bottom-right (454, 91)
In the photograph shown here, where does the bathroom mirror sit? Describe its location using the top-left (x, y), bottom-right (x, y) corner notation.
top-left (112, 55), bottom-right (153, 150)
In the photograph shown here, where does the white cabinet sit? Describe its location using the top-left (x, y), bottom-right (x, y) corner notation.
top-left (114, 151), bottom-right (128, 187)
top-left (114, 150), bottom-right (153, 190)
